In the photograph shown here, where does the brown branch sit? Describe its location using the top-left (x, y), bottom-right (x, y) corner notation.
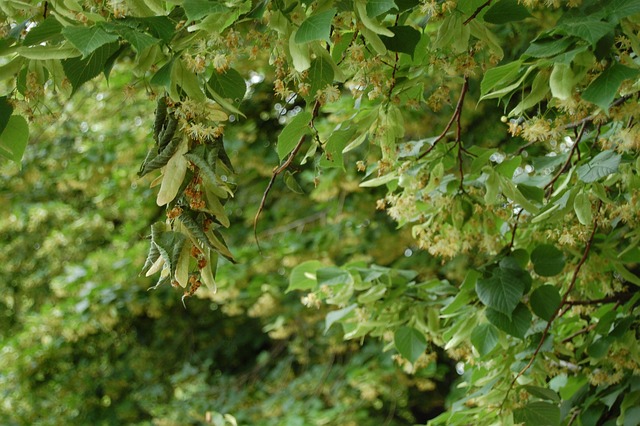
top-left (418, 77), bottom-right (469, 160)
top-left (253, 101), bottom-right (321, 252)
top-left (565, 293), bottom-right (633, 306)
top-left (501, 201), bottom-right (601, 410)
top-left (463, 0), bottom-right (492, 25)
top-left (544, 121), bottom-right (587, 197)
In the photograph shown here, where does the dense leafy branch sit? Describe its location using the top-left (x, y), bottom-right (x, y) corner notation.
top-left (503, 201), bottom-right (602, 409)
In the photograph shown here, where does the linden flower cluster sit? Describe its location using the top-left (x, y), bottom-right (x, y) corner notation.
top-left (173, 99), bottom-right (227, 141)
top-left (612, 127), bottom-right (640, 152)
top-left (385, 193), bottom-right (420, 223)
top-left (247, 292), bottom-right (278, 318)
top-left (520, 117), bottom-right (557, 143)
top-left (301, 292), bottom-right (321, 309)
top-left (392, 351), bottom-right (437, 375)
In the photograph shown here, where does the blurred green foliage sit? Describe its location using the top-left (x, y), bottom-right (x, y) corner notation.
top-left (0, 73), bottom-right (444, 425)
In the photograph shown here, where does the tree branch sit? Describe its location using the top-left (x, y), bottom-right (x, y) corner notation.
top-left (463, 0), bottom-right (492, 25)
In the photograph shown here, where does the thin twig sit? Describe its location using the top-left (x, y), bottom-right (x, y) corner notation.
top-left (501, 201), bottom-right (601, 410)
top-left (260, 211), bottom-right (327, 237)
top-left (561, 323), bottom-right (596, 344)
top-left (508, 209), bottom-right (523, 250)
top-left (544, 121), bottom-right (587, 197)
top-left (418, 77), bottom-right (469, 160)
top-left (463, 0), bottom-right (492, 25)
top-left (565, 293), bottom-right (632, 306)
top-left (253, 101), bottom-right (321, 252)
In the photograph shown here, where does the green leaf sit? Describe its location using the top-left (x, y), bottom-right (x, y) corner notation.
top-left (173, 59), bottom-right (205, 101)
top-left (317, 267), bottom-right (353, 286)
top-left (62, 25), bottom-right (120, 58)
top-left (283, 170), bottom-right (304, 194)
top-left (308, 57), bottom-right (334, 97)
top-left (485, 303), bottom-right (532, 339)
top-left (179, 213), bottom-right (216, 252)
top-left (183, 0), bottom-right (229, 21)
top-left (476, 262), bottom-right (529, 317)
top-left (549, 63), bottom-right (575, 100)
top-left (496, 156), bottom-right (521, 178)
top-left (140, 234), bottom-right (162, 276)
top-left (289, 30), bottom-right (311, 72)
top-left (359, 172), bottom-right (398, 187)
top-left (23, 16), bottom-right (63, 46)
top-left (134, 16), bottom-right (176, 43)
top-left (277, 111), bottom-right (312, 161)
top-left (295, 8), bottom-right (336, 43)
top-left (530, 285), bottom-right (561, 321)
top-left (517, 184), bottom-right (544, 204)
top-left (574, 190), bottom-right (593, 225)
top-left (367, 0), bottom-right (396, 16)
top-left (325, 304), bottom-right (357, 333)
top-left (0, 115), bottom-right (29, 163)
top-left (588, 336), bottom-right (613, 359)
top-left (510, 70), bottom-right (550, 116)
top-left (208, 68), bottom-right (246, 102)
top-left (612, 262), bottom-right (640, 287)
top-left (480, 60), bottom-right (521, 98)
top-left (484, 170), bottom-right (500, 204)
top-left (523, 385), bottom-right (561, 403)
top-left (513, 401), bottom-right (561, 426)
top-left (577, 150), bottom-right (622, 183)
top-left (394, 326), bottom-right (427, 363)
top-left (380, 25), bottom-right (421, 57)
top-left (116, 26), bottom-right (159, 53)
top-left (320, 127), bottom-right (356, 169)
top-left (531, 244), bottom-right (565, 277)
top-left (470, 323), bottom-right (499, 356)
top-left (62, 42), bottom-right (120, 94)
top-left (139, 135), bottom-right (182, 177)
top-left (153, 230), bottom-right (187, 277)
top-left (16, 45), bottom-right (81, 60)
top-left (524, 37), bottom-right (573, 58)
top-left (605, 0), bottom-right (640, 22)
top-left (433, 13), bottom-right (469, 53)
top-left (0, 96), bottom-right (14, 136)
top-left (582, 63), bottom-right (640, 113)
top-left (484, 0), bottom-right (531, 24)
top-left (287, 260), bottom-right (323, 292)
top-left (150, 58), bottom-right (175, 90)
top-left (354, 0), bottom-right (394, 37)
top-left (558, 20), bottom-right (615, 46)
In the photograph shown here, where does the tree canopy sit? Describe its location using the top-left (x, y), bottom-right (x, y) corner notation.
top-left (1, 0), bottom-right (640, 424)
